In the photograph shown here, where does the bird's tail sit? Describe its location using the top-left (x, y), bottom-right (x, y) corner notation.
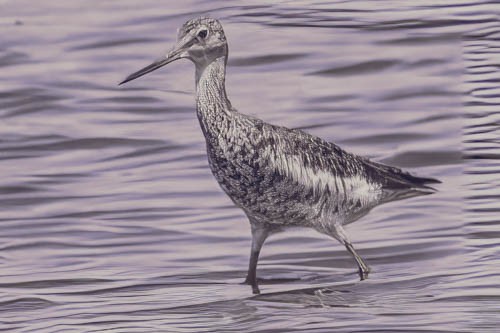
top-left (398, 172), bottom-right (441, 190)
top-left (366, 159), bottom-right (441, 191)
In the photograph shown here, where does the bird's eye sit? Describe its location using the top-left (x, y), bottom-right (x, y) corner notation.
top-left (198, 29), bottom-right (208, 39)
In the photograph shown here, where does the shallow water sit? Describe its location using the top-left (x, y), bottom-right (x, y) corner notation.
top-left (1, 1), bottom-right (499, 332)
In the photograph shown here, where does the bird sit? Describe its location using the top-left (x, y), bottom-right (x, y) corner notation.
top-left (119, 17), bottom-right (440, 294)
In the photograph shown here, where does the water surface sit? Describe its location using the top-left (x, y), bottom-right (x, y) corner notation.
top-left (1, 1), bottom-right (499, 332)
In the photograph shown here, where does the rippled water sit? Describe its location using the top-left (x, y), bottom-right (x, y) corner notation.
top-left (1, 1), bottom-right (499, 332)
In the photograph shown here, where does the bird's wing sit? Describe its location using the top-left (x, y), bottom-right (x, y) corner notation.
top-left (255, 122), bottom-right (378, 196)
top-left (255, 120), bottom-right (438, 194)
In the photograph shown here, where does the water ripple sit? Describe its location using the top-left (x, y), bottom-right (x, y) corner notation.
top-left (0, 0), bottom-right (495, 332)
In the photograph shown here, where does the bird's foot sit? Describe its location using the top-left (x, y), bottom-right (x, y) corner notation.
top-left (251, 285), bottom-right (261, 294)
top-left (242, 277), bottom-right (261, 294)
top-left (358, 265), bottom-right (371, 281)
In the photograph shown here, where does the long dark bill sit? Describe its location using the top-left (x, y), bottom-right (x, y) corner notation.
top-left (119, 55), bottom-right (179, 86)
top-left (119, 33), bottom-right (195, 86)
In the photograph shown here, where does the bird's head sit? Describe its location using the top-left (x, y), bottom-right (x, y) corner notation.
top-left (119, 17), bottom-right (227, 85)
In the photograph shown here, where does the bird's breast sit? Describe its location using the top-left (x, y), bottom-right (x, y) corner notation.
top-left (202, 129), bottom-right (323, 225)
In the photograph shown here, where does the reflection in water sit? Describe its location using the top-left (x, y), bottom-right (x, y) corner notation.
top-left (0, 0), bottom-right (497, 332)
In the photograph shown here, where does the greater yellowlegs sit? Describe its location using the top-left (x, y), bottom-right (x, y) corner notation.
top-left (120, 17), bottom-right (440, 294)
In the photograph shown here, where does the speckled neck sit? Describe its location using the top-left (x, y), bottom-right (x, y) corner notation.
top-left (195, 56), bottom-right (232, 112)
top-left (195, 56), bottom-right (233, 138)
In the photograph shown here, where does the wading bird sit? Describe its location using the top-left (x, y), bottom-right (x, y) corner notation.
top-left (120, 17), bottom-right (440, 294)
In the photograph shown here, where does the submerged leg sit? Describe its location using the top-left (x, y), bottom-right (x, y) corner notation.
top-left (244, 224), bottom-right (270, 294)
top-left (331, 224), bottom-right (370, 280)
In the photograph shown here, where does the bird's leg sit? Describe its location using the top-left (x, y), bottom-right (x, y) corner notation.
top-left (345, 242), bottom-right (370, 280)
top-left (331, 224), bottom-right (370, 280)
top-left (244, 224), bottom-right (269, 294)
